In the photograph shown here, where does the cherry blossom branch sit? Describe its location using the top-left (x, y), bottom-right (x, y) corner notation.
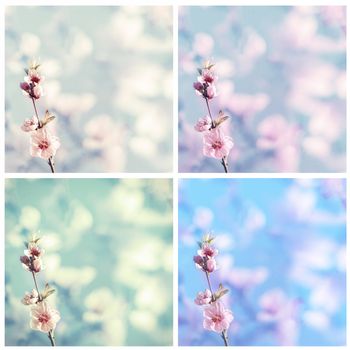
top-left (31, 98), bottom-right (41, 126)
top-left (20, 60), bottom-right (60, 173)
top-left (193, 234), bottom-right (234, 346)
top-left (31, 271), bottom-right (42, 302)
top-left (205, 270), bottom-right (229, 346)
top-left (20, 234), bottom-right (60, 346)
top-left (193, 61), bottom-right (234, 173)
top-left (48, 331), bottom-right (56, 346)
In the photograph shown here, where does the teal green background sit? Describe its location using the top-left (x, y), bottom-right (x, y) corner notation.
top-left (5, 179), bottom-right (173, 346)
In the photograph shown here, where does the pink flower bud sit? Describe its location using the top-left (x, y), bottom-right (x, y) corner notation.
top-left (206, 84), bottom-right (217, 99)
top-left (20, 81), bottom-right (30, 92)
top-left (193, 255), bottom-right (204, 265)
top-left (21, 116), bottom-right (39, 132)
top-left (193, 81), bottom-right (203, 91)
top-left (25, 243), bottom-right (44, 258)
top-left (199, 243), bottom-right (218, 258)
top-left (205, 258), bottom-right (217, 273)
top-left (195, 289), bottom-right (212, 305)
top-left (31, 85), bottom-right (43, 99)
top-left (194, 115), bottom-right (212, 132)
top-left (31, 258), bottom-right (43, 273)
top-left (200, 69), bottom-right (217, 84)
top-left (27, 69), bottom-right (44, 84)
top-left (22, 289), bottom-right (39, 305)
top-left (20, 255), bottom-right (31, 266)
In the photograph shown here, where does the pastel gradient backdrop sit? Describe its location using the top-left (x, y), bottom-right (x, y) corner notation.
top-left (6, 6), bottom-right (173, 172)
top-left (179, 6), bottom-right (346, 172)
top-left (5, 179), bottom-right (173, 346)
top-left (179, 178), bottom-right (346, 345)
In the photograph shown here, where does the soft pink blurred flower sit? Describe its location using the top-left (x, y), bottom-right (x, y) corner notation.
top-left (194, 115), bottom-right (212, 132)
top-left (21, 116), bottom-right (39, 132)
top-left (203, 128), bottom-right (234, 159)
top-left (195, 289), bottom-right (212, 305)
top-left (319, 6), bottom-right (346, 28)
top-left (257, 289), bottom-right (299, 323)
top-left (198, 243), bottom-right (218, 258)
top-left (30, 128), bottom-right (60, 160)
top-left (22, 289), bottom-right (39, 305)
top-left (193, 33), bottom-right (214, 57)
top-left (228, 267), bottom-right (268, 290)
top-left (203, 301), bottom-right (233, 333)
top-left (224, 93), bottom-right (270, 118)
top-left (30, 301), bottom-right (60, 333)
top-left (256, 115), bottom-right (299, 150)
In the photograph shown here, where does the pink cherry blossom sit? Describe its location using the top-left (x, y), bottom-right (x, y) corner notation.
top-left (193, 81), bottom-right (204, 92)
top-left (25, 242), bottom-right (44, 258)
top-left (30, 129), bottom-right (60, 160)
top-left (195, 289), bottom-right (212, 305)
top-left (256, 115), bottom-right (299, 150)
top-left (20, 81), bottom-right (43, 99)
top-left (20, 81), bottom-right (31, 93)
top-left (193, 255), bottom-right (204, 265)
top-left (203, 301), bottom-right (234, 333)
top-left (22, 289), bottom-right (39, 305)
top-left (206, 258), bottom-right (217, 273)
top-left (21, 116), bottom-right (39, 132)
top-left (198, 68), bottom-right (217, 84)
top-left (31, 258), bottom-right (43, 273)
top-left (194, 115), bottom-right (212, 132)
top-left (20, 256), bottom-right (43, 272)
top-left (26, 69), bottom-right (44, 84)
top-left (30, 301), bottom-right (60, 333)
top-left (206, 84), bottom-right (217, 99)
top-left (203, 128), bottom-right (234, 159)
top-left (31, 85), bottom-right (43, 100)
top-left (198, 243), bottom-right (218, 258)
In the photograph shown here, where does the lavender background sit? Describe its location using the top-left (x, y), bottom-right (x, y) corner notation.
top-left (179, 6), bottom-right (346, 173)
top-left (179, 178), bottom-right (346, 345)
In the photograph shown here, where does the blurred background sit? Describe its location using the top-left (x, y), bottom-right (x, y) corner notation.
top-left (179, 6), bottom-right (346, 172)
top-left (5, 179), bottom-right (173, 346)
top-left (179, 178), bottom-right (346, 345)
top-left (5, 6), bottom-right (173, 172)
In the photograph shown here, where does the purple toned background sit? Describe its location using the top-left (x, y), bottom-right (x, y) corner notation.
top-left (179, 6), bottom-right (346, 173)
top-left (179, 178), bottom-right (346, 345)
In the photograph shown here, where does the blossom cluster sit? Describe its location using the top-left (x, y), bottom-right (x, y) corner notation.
top-left (193, 62), bottom-right (234, 172)
top-left (20, 234), bottom-right (60, 345)
top-left (193, 234), bottom-right (233, 345)
top-left (19, 61), bottom-right (60, 172)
